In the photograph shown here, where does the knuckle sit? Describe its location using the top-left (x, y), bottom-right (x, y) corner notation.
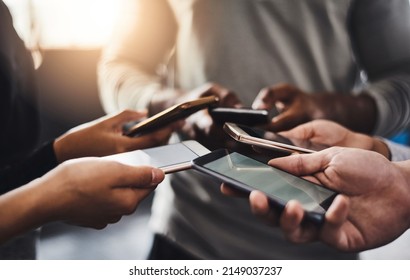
top-left (121, 197), bottom-right (138, 214)
top-left (93, 223), bottom-right (108, 230)
top-left (294, 155), bottom-right (306, 175)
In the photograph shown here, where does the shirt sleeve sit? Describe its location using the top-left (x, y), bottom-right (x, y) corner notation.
top-left (98, 0), bottom-right (177, 113)
top-left (382, 139), bottom-right (410, 162)
top-left (0, 140), bottom-right (58, 195)
top-left (350, 0), bottom-right (410, 137)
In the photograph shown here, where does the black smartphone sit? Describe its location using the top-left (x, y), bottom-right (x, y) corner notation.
top-left (123, 96), bottom-right (219, 137)
top-left (192, 149), bottom-right (337, 226)
top-left (223, 122), bottom-right (328, 154)
top-left (209, 107), bottom-right (277, 126)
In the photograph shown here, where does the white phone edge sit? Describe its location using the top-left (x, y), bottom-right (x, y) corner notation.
top-left (224, 122), bottom-right (315, 154)
top-left (158, 140), bottom-right (210, 174)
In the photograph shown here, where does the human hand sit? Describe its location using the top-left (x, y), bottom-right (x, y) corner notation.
top-left (178, 82), bottom-right (242, 108)
top-left (180, 83), bottom-right (244, 149)
top-left (54, 110), bottom-right (180, 162)
top-left (249, 147), bottom-right (410, 252)
top-left (280, 120), bottom-right (390, 158)
top-left (40, 158), bottom-right (164, 229)
top-left (252, 84), bottom-right (377, 134)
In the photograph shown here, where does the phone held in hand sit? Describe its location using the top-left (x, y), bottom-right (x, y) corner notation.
top-left (209, 107), bottom-right (277, 126)
top-left (104, 140), bottom-right (210, 174)
top-left (123, 96), bottom-right (219, 137)
top-left (223, 122), bottom-right (328, 154)
top-left (192, 149), bottom-right (337, 226)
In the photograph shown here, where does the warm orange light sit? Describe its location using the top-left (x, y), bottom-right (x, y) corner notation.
top-left (4, 0), bottom-right (124, 49)
top-left (35, 0), bottom-right (123, 48)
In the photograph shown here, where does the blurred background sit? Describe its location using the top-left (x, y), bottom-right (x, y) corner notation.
top-left (3, 0), bottom-right (410, 260)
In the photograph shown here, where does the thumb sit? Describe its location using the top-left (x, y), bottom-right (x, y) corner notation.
top-left (114, 164), bottom-right (165, 188)
top-left (268, 151), bottom-right (330, 176)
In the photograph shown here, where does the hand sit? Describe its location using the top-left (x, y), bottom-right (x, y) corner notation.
top-left (252, 84), bottom-right (377, 134)
top-left (40, 158), bottom-right (165, 229)
top-left (183, 82), bottom-right (242, 108)
top-left (250, 147), bottom-right (410, 252)
top-left (0, 158), bottom-right (165, 243)
top-left (180, 83), bottom-right (244, 149)
top-left (280, 120), bottom-right (390, 158)
top-left (54, 110), bottom-right (180, 162)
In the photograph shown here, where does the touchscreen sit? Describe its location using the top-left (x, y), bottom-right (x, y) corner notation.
top-left (142, 143), bottom-right (200, 168)
top-left (203, 152), bottom-right (335, 213)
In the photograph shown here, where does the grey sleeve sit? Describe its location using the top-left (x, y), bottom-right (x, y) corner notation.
top-left (366, 76), bottom-right (410, 137)
top-left (97, 0), bottom-right (177, 113)
top-left (350, 0), bottom-right (410, 137)
top-left (382, 139), bottom-right (410, 162)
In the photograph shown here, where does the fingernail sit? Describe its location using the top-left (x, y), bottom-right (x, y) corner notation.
top-left (151, 168), bottom-right (164, 185)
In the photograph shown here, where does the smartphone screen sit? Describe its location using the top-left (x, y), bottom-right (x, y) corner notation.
top-left (193, 149), bottom-right (336, 219)
top-left (104, 140), bottom-right (210, 174)
top-left (142, 141), bottom-right (209, 173)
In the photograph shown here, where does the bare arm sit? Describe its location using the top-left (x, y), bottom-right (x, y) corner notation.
top-left (0, 159), bottom-right (164, 244)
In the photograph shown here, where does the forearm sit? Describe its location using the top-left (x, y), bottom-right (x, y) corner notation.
top-left (0, 177), bottom-right (60, 244)
top-left (0, 141), bottom-right (58, 194)
top-left (390, 161), bottom-right (410, 230)
top-left (99, 57), bottom-right (189, 116)
top-left (320, 93), bottom-right (377, 134)
top-left (344, 130), bottom-right (390, 159)
top-left (98, 0), bottom-right (177, 114)
top-left (98, 60), bottom-right (163, 113)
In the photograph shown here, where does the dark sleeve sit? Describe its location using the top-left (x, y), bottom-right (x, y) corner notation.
top-left (0, 141), bottom-right (58, 194)
top-left (349, 0), bottom-right (410, 137)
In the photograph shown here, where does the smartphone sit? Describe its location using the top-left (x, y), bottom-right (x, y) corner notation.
top-left (104, 140), bottom-right (210, 174)
top-left (224, 122), bottom-right (327, 154)
top-left (209, 107), bottom-right (276, 126)
top-left (123, 96), bottom-right (219, 137)
top-left (192, 149), bottom-right (337, 226)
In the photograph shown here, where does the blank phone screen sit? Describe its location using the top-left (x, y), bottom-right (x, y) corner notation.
top-left (142, 143), bottom-right (200, 168)
top-left (203, 152), bottom-right (335, 213)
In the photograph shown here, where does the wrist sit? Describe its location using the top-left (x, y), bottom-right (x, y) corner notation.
top-left (371, 138), bottom-right (391, 160)
top-left (0, 178), bottom-right (51, 243)
top-left (12, 175), bottom-right (64, 230)
top-left (53, 137), bottom-right (66, 163)
top-left (27, 178), bottom-right (59, 223)
top-left (54, 134), bottom-right (76, 163)
top-left (392, 162), bottom-right (410, 229)
top-left (327, 93), bottom-right (377, 134)
top-left (33, 163), bottom-right (75, 222)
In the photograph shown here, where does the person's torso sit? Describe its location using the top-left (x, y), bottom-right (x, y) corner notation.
top-left (150, 0), bottom-right (358, 259)
top-left (0, 1), bottom-right (40, 166)
top-left (169, 0), bottom-right (358, 105)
